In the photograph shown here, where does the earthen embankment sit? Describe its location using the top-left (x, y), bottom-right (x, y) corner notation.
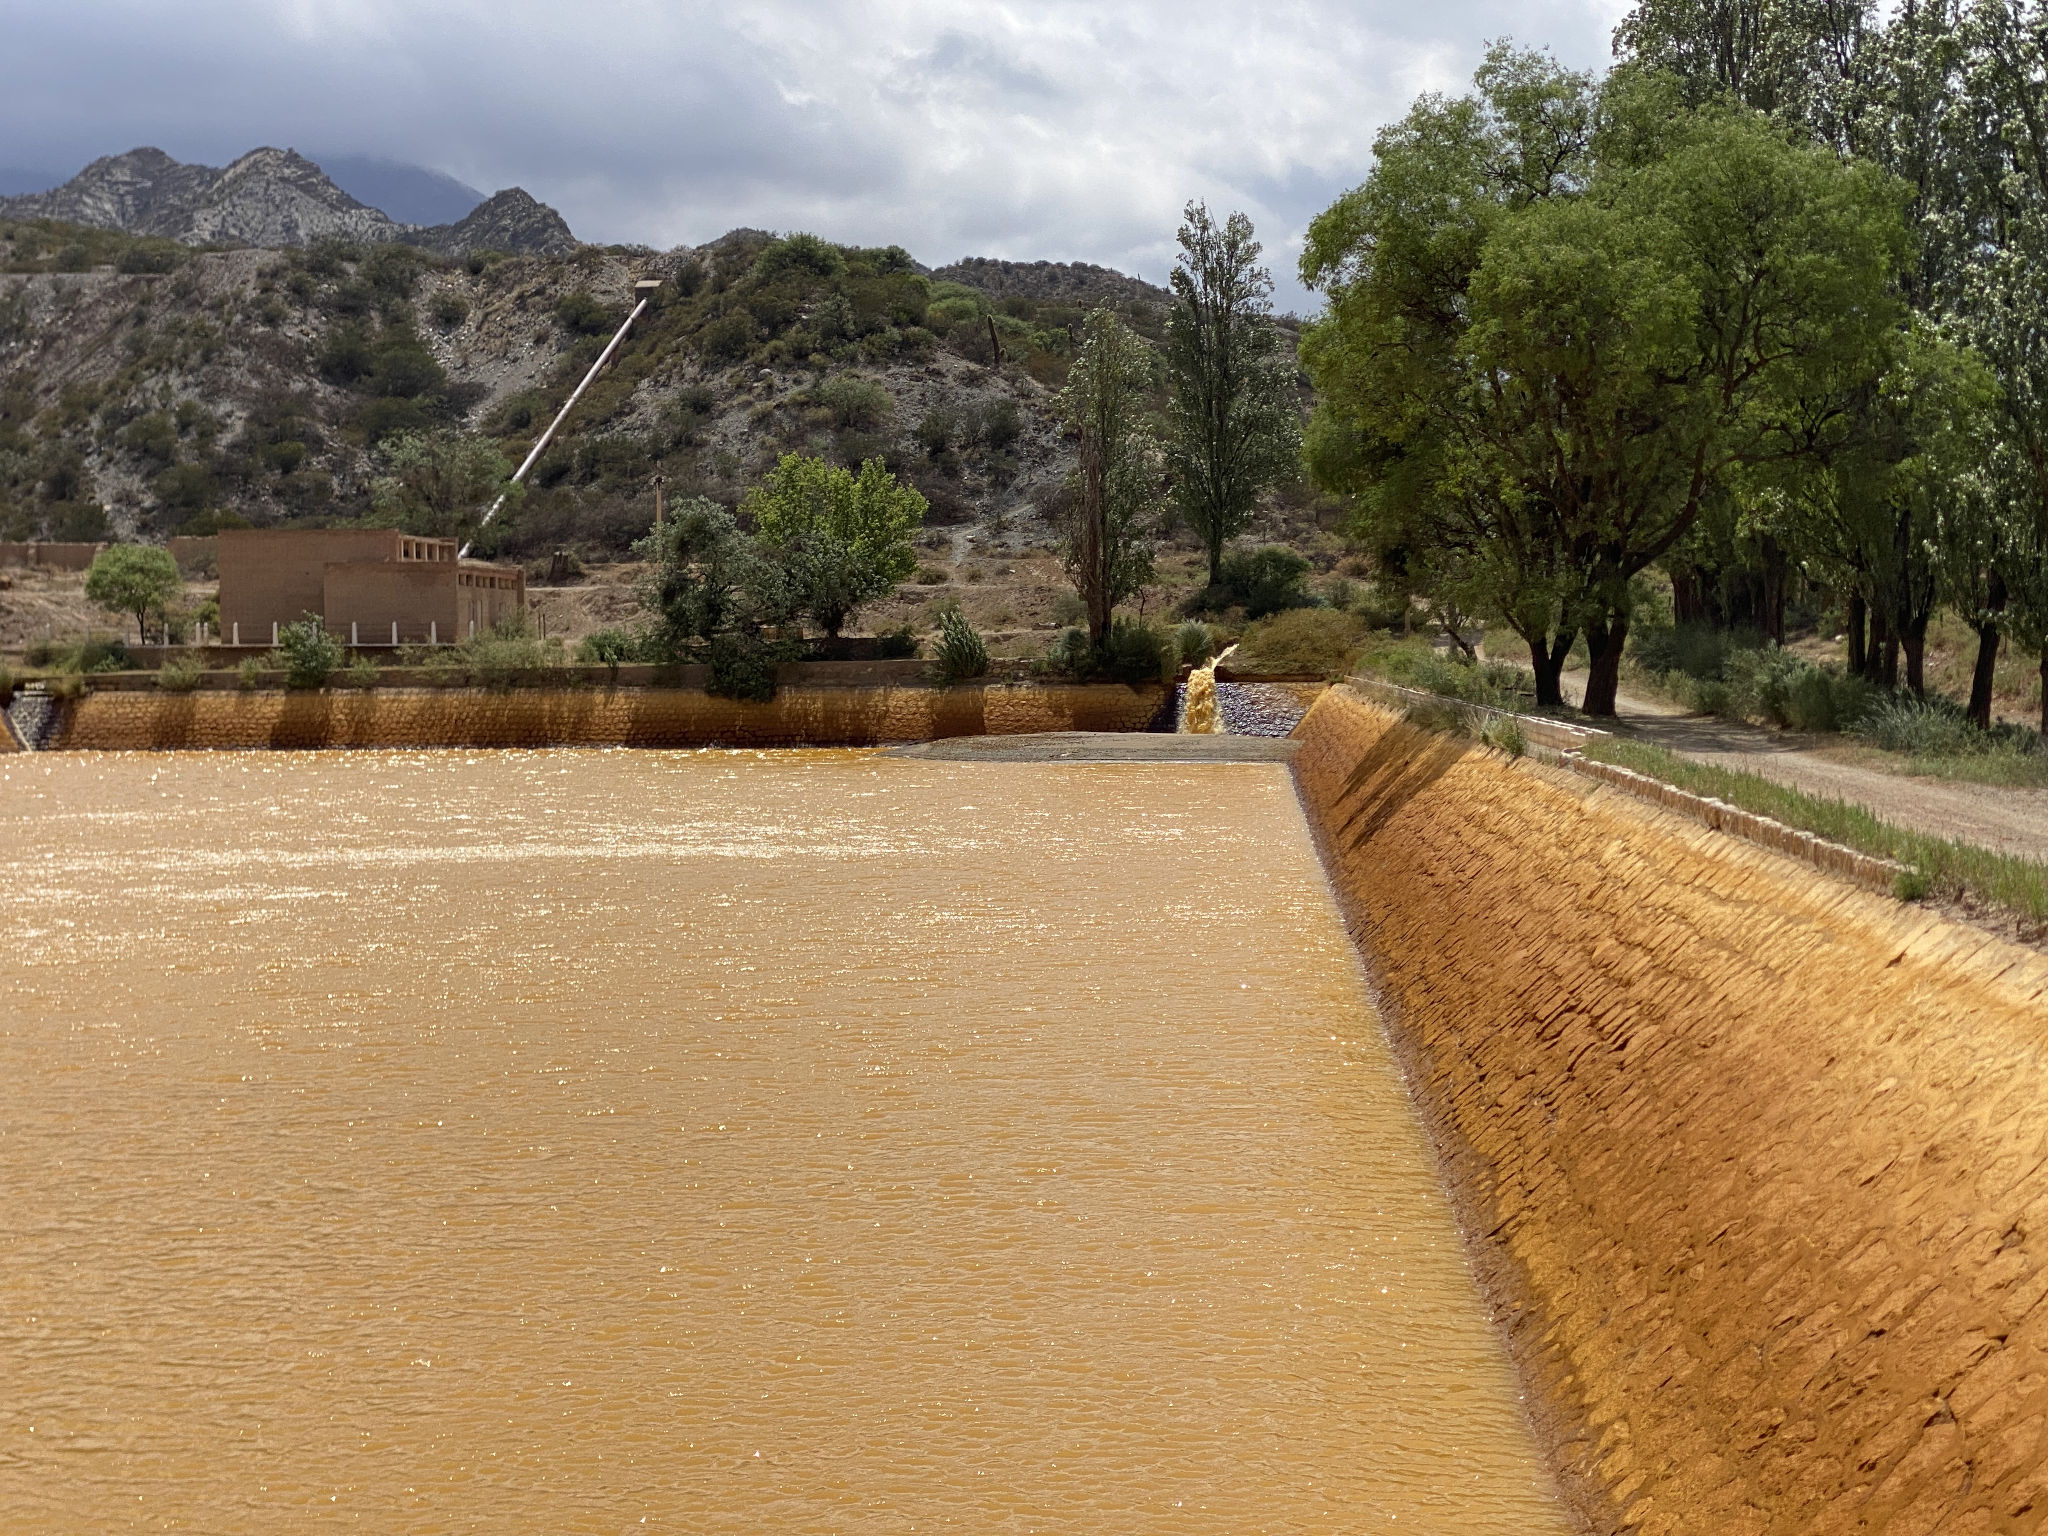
top-left (47, 680), bottom-right (1166, 751)
top-left (1292, 686), bottom-right (2048, 1535)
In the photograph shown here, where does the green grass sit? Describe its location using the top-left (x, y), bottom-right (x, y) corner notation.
top-left (1583, 736), bottom-right (2048, 923)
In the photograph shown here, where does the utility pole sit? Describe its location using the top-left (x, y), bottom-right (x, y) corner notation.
top-left (461, 277), bottom-right (663, 556)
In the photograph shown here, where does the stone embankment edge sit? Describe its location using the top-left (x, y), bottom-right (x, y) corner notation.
top-left (1345, 674), bottom-right (1908, 894)
top-left (1291, 686), bottom-right (2048, 1534)
top-left (40, 680), bottom-right (1169, 752)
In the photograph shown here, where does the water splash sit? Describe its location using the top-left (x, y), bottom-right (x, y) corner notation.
top-left (1181, 645), bottom-right (1236, 733)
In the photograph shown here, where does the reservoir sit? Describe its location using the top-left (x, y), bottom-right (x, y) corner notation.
top-left (0, 749), bottom-right (1566, 1533)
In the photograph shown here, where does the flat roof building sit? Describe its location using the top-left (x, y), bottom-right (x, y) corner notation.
top-left (217, 529), bottom-right (525, 647)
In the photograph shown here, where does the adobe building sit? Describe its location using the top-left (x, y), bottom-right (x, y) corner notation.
top-left (217, 529), bottom-right (525, 647)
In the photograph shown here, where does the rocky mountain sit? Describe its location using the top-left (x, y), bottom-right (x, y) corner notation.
top-left (309, 154), bottom-right (484, 227)
top-left (0, 147), bottom-right (577, 257)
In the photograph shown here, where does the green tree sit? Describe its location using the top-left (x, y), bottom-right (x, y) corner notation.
top-left (1059, 308), bottom-right (1159, 646)
top-left (744, 453), bottom-right (925, 636)
top-left (84, 544), bottom-right (181, 644)
top-left (635, 498), bottom-right (792, 662)
top-left (369, 432), bottom-right (522, 539)
top-left (1300, 50), bottom-right (1906, 713)
top-left (1163, 203), bottom-right (1301, 586)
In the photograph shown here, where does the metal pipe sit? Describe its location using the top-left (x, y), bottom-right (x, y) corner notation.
top-left (461, 289), bottom-right (656, 557)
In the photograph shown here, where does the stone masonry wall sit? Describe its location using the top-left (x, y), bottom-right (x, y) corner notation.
top-left (50, 681), bottom-right (1167, 752)
top-left (1291, 686), bottom-right (2048, 1536)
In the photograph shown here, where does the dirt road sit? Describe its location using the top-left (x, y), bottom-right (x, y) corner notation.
top-left (1564, 671), bottom-right (2048, 862)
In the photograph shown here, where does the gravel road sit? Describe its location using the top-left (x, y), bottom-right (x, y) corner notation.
top-left (1563, 671), bottom-right (2048, 863)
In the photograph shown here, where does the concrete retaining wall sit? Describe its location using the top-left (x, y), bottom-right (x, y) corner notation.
top-left (1291, 686), bottom-right (2048, 1535)
top-left (47, 680), bottom-right (1167, 751)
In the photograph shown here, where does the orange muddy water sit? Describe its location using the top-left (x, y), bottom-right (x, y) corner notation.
top-left (0, 750), bottom-right (1566, 1534)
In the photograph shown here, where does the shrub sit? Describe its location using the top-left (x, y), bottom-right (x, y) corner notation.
top-left (155, 657), bottom-right (204, 692)
top-left (706, 632), bottom-right (781, 702)
top-left (1189, 546), bottom-right (1316, 620)
top-left (931, 607), bottom-right (989, 682)
top-left (555, 290), bottom-right (616, 336)
top-left (1040, 619), bottom-right (1174, 685)
top-left (1482, 715), bottom-right (1528, 758)
top-left (1855, 694), bottom-right (2044, 763)
top-left (1359, 637), bottom-right (1535, 708)
top-left (813, 376), bottom-right (893, 430)
top-left (340, 655), bottom-right (381, 689)
top-left (1230, 608), bottom-right (1365, 679)
top-left (276, 618), bottom-right (344, 689)
top-left (1176, 620), bottom-right (1219, 667)
top-left (576, 628), bottom-right (645, 666)
top-left (1049, 591), bottom-right (1087, 628)
top-left (429, 293), bottom-right (470, 328)
top-left (876, 624), bottom-right (920, 659)
top-left (1630, 622), bottom-right (1762, 682)
top-left (28, 636), bottom-right (131, 674)
top-left (914, 566), bottom-right (948, 584)
top-left (1724, 647), bottom-right (1874, 732)
top-left (460, 621), bottom-right (561, 691)
top-left (236, 656), bottom-right (266, 689)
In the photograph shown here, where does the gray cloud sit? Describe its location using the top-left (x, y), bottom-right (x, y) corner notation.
top-left (0, 0), bottom-right (1631, 309)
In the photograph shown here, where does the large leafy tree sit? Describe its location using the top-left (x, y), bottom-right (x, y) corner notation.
top-left (634, 498), bottom-right (791, 662)
top-left (1163, 203), bottom-right (1301, 586)
top-left (1059, 309), bottom-right (1159, 645)
top-left (84, 544), bottom-right (182, 644)
top-left (744, 452), bottom-right (925, 636)
top-left (1301, 48), bottom-right (1906, 713)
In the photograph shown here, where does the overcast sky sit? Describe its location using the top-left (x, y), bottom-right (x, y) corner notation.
top-left (0, 0), bottom-right (1632, 310)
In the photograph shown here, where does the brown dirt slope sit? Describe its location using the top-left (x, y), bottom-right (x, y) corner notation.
top-left (1293, 685), bottom-right (2048, 1535)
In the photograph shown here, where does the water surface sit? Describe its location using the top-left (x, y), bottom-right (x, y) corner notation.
top-left (0, 749), bottom-right (1565, 1532)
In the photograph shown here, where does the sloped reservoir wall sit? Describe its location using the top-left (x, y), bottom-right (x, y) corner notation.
top-left (1292, 686), bottom-right (2048, 1535)
top-left (46, 681), bottom-right (1166, 751)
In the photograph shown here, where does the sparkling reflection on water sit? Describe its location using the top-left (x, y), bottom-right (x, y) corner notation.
top-left (0, 749), bottom-right (1566, 1533)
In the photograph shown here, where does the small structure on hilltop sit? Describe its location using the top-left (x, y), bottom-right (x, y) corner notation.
top-left (217, 529), bottom-right (524, 647)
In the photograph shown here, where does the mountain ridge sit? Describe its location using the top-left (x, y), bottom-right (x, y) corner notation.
top-left (0, 147), bottom-right (577, 257)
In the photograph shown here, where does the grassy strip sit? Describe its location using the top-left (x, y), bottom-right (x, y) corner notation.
top-left (1582, 736), bottom-right (2048, 922)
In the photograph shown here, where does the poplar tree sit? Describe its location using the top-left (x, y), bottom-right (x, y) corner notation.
top-left (1059, 309), bottom-right (1158, 646)
top-left (1163, 203), bottom-right (1301, 588)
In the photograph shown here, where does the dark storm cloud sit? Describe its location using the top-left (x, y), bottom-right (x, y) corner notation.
top-left (0, 0), bottom-right (1631, 306)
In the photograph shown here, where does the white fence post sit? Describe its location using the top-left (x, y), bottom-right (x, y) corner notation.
top-left (271, 621), bottom-right (278, 646)
top-left (232, 622), bottom-right (239, 646)
top-left (430, 621), bottom-right (437, 646)
top-left (391, 621), bottom-right (398, 647)
top-left (351, 621), bottom-right (359, 647)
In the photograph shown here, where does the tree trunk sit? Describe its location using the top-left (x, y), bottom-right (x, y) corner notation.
top-left (1882, 631), bottom-right (1900, 692)
top-left (1967, 571), bottom-right (2008, 731)
top-left (1206, 533), bottom-right (1224, 589)
top-left (1901, 612), bottom-right (1929, 698)
top-left (1079, 441), bottom-right (1110, 647)
top-left (1847, 592), bottom-right (1866, 677)
top-left (2039, 644), bottom-right (2047, 738)
top-left (1580, 614), bottom-right (1630, 718)
top-left (1671, 567), bottom-right (1710, 627)
top-left (1968, 622), bottom-right (2002, 730)
top-left (1762, 537), bottom-right (1787, 646)
top-left (1527, 631), bottom-right (1572, 711)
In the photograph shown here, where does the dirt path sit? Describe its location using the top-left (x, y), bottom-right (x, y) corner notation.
top-left (1562, 670), bottom-right (2048, 862)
